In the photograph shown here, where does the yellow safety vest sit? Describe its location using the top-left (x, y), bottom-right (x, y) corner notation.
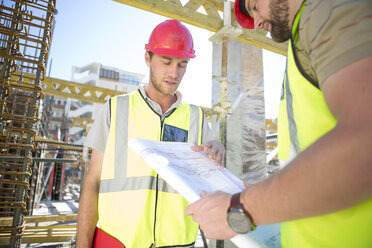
top-left (278, 3), bottom-right (372, 247)
top-left (98, 90), bottom-right (203, 247)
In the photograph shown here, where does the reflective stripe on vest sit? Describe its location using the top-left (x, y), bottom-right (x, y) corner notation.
top-left (278, 2), bottom-right (336, 160)
top-left (98, 90), bottom-right (202, 247)
top-left (279, 2), bottom-right (372, 247)
top-left (100, 93), bottom-right (201, 193)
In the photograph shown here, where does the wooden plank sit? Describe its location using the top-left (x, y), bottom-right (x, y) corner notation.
top-left (265, 119), bottom-right (278, 132)
top-left (0, 214), bottom-right (77, 226)
top-left (0, 233), bottom-right (76, 245)
top-left (203, 0), bottom-right (224, 11)
top-left (0, 223), bottom-right (77, 245)
top-left (184, 0), bottom-right (203, 11)
top-left (113, 0), bottom-right (287, 55)
top-left (114, 0), bottom-right (223, 32)
top-left (25, 225), bottom-right (76, 230)
top-left (10, 71), bottom-right (126, 104)
top-left (237, 29), bottom-right (287, 56)
top-left (167, 0), bottom-right (182, 7)
top-left (43, 77), bottom-right (123, 104)
top-left (70, 117), bottom-right (94, 128)
top-left (202, 2), bottom-right (221, 19)
top-left (266, 142), bottom-right (278, 150)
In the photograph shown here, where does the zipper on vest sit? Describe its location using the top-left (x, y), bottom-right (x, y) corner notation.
top-left (153, 117), bottom-right (166, 245)
top-left (160, 118), bottom-right (164, 138)
top-left (153, 174), bottom-right (159, 247)
top-left (152, 118), bottom-right (164, 247)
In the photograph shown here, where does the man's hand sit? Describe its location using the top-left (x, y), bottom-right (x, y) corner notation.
top-left (185, 191), bottom-right (237, 240)
top-left (191, 140), bottom-right (225, 167)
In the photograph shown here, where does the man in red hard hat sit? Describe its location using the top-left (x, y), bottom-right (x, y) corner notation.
top-left (77, 19), bottom-right (225, 248)
top-left (186, 0), bottom-right (372, 247)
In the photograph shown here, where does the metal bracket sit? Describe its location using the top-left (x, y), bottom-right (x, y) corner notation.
top-left (209, 0), bottom-right (243, 44)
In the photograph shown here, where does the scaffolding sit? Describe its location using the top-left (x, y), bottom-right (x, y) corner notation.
top-left (0, 0), bottom-right (56, 247)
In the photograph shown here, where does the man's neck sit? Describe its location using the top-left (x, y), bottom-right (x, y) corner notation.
top-left (289, 0), bottom-right (305, 28)
top-left (144, 85), bottom-right (177, 113)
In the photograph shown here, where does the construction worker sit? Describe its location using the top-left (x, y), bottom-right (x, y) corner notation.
top-left (77, 19), bottom-right (225, 248)
top-left (185, 0), bottom-right (372, 247)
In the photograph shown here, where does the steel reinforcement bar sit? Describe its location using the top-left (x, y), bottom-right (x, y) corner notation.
top-left (0, 0), bottom-right (56, 247)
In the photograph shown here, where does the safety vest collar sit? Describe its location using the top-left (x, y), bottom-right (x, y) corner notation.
top-left (137, 88), bottom-right (178, 119)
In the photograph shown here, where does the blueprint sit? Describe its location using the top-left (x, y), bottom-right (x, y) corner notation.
top-left (128, 138), bottom-right (281, 248)
top-left (128, 138), bottom-right (245, 203)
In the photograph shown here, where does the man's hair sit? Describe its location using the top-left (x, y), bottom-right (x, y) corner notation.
top-left (239, 0), bottom-right (251, 17)
top-left (147, 51), bottom-right (154, 60)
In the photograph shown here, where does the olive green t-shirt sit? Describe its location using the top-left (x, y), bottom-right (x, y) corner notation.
top-left (295, 0), bottom-right (372, 88)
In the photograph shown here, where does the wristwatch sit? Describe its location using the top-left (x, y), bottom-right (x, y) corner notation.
top-left (227, 192), bottom-right (256, 234)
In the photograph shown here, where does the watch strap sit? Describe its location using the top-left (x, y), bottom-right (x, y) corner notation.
top-left (230, 192), bottom-right (241, 209)
top-left (229, 192), bottom-right (256, 230)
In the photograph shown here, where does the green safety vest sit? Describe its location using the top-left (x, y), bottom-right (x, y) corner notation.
top-left (98, 90), bottom-right (203, 247)
top-left (278, 3), bottom-right (372, 247)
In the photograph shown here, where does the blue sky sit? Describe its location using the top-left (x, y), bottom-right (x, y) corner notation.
top-left (48, 0), bottom-right (285, 118)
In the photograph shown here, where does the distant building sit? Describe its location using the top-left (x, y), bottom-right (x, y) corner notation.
top-left (48, 96), bottom-right (68, 138)
top-left (71, 63), bottom-right (145, 93)
top-left (40, 95), bottom-right (69, 141)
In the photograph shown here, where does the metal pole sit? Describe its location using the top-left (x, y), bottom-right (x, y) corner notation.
top-left (219, 35), bottom-right (228, 156)
top-left (216, 3), bottom-right (230, 247)
top-left (216, 36), bottom-right (228, 248)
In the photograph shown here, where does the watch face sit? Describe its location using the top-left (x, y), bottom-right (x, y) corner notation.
top-left (227, 210), bottom-right (251, 234)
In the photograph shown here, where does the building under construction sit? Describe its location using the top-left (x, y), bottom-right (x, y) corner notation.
top-left (0, 0), bottom-right (283, 247)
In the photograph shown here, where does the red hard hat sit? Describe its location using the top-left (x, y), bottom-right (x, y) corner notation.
top-left (145, 19), bottom-right (196, 59)
top-left (234, 0), bottom-right (254, 29)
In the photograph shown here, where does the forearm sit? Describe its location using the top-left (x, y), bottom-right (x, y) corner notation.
top-left (76, 175), bottom-right (99, 247)
top-left (243, 124), bottom-right (372, 225)
top-left (77, 149), bottom-right (103, 247)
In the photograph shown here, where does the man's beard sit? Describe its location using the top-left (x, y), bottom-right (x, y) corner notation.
top-left (149, 70), bottom-right (176, 96)
top-left (269, 0), bottom-right (291, 43)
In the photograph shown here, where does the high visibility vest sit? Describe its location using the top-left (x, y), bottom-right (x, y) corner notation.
top-left (278, 3), bottom-right (372, 247)
top-left (98, 90), bottom-right (203, 248)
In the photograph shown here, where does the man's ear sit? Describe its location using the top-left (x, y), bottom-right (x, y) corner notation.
top-left (145, 51), bottom-right (150, 66)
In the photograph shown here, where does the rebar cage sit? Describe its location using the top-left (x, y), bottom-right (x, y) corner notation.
top-left (0, 0), bottom-right (56, 246)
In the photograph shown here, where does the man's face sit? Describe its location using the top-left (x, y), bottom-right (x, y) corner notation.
top-left (145, 52), bottom-right (189, 96)
top-left (246, 0), bottom-right (291, 42)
